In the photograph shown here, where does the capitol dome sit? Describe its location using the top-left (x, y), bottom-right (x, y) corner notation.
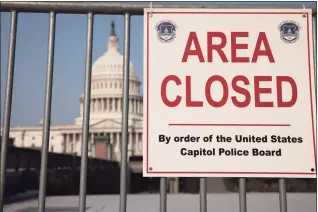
top-left (75, 21), bottom-right (143, 125)
top-left (92, 21), bottom-right (138, 79)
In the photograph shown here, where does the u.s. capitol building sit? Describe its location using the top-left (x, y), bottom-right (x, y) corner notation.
top-left (8, 22), bottom-right (143, 161)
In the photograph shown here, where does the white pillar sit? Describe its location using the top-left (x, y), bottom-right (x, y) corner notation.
top-left (74, 133), bottom-right (77, 155)
top-left (133, 100), bottom-right (135, 113)
top-left (64, 134), bottom-right (68, 153)
top-left (138, 133), bottom-right (142, 152)
top-left (135, 100), bottom-right (138, 114)
top-left (141, 101), bottom-right (143, 114)
top-left (134, 133), bottom-right (138, 154)
top-left (129, 132), bottom-right (133, 153)
top-left (117, 132), bottom-right (120, 154)
top-left (91, 133), bottom-right (95, 158)
top-left (110, 132), bottom-right (113, 145)
top-left (101, 98), bottom-right (104, 111)
top-left (112, 98), bottom-right (115, 112)
top-left (94, 99), bottom-right (97, 112)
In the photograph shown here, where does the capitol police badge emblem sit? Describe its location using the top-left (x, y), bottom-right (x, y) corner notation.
top-left (278, 21), bottom-right (301, 43)
top-left (156, 20), bottom-right (177, 43)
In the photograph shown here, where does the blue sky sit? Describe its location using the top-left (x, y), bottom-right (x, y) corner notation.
top-left (1, 1), bottom-right (316, 126)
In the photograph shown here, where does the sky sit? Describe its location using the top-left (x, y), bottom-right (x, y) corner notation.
top-left (1, 1), bottom-right (316, 126)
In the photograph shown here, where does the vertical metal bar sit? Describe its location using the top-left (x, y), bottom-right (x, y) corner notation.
top-left (119, 12), bottom-right (131, 212)
top-left (160, 177), bottom-right (167, 212)
top-left (79, 12), bottom-right (94, 212)
top-left (200, 177), bottom-right (207, 212)
top-left (278, 178), bottom-right (287, 212)
top-left (0, 10), bottom-right (18, 211)
top-left (239, 178), bottom-right (247, 212)
top-left (37, 11), bottom-right (56, 212)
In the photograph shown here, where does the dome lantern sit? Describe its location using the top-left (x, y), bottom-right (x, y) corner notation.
top-left (108, 20), bottom-right (118, 51)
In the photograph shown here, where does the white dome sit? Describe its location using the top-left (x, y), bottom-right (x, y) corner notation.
top-left (92, 50), bottom-right (136, 77)
top-left (75, 21), bottom-right (143, 126)
top-left (91, 22), bottom-right (137, 79)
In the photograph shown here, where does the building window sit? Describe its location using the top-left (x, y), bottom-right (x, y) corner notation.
top-left (32, 137), bottom-right (35, 140)
top-left (31, 143), bottom-right (35, 148)
top-left (50, 146), bottom-right (54, 152)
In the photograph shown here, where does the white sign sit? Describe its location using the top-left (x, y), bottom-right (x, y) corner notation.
top-left (143, 8), bottom-right (316, 178)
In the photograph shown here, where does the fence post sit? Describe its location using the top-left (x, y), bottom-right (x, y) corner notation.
top-left (239, 178), bottom-right (247, 212)
top-left (160, 177), bottom-right (167, 212)
top-left (37, 11), bottom-right (56, 212)
top-left (279, 178), bottom-right (287, 212)
top-left (0, 10), bottom-right (18, 211)
top-left (119, 12), bottom-right (131, 212)
top-left (79, 12), bottom-right (94, 212)
top-left (200, 177), bottom-right (207, 212)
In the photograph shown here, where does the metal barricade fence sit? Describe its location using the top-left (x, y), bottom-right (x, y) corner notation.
top-left (0, 2), bottom-right (316, 212)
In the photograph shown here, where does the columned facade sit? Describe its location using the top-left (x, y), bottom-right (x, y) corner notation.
top-left (8, 21), bottom-right (144, 161)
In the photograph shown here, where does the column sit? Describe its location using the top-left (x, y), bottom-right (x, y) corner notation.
top-left (116, 132), bottom-right (120, 157)
top-left (110, 133), bottom-right (114, 160)
top-left (112, 98), bottom-right (115, 112)
top-left (110, 132), bottom-right (113, 145)
top-left (64, 134), bottom-right (68, 153)
top-left (140, 100), bottom-right (142, 114)
top-left (74, 133), bottom-right (77, 155)
top-left (136, 100), bottom-right (139, 114)
top-left (135, 100), bottom-right (138, 114)
top-left (112, 98), bottom-right (116, 112)
top-left (91, 133), bottom-right (95, 158)
top-left (94, 99), bottom-right (97, 112)
top-left (132, 99), bottom-right (135, 113)
top-left (98, 98), bottom-right (101, 112)
top-left (134, 133), bottom-right (138, 154)
top-left (115, 98), bottom-right (118, 112)
top-left (137, 100), bottom-right (140, 114)
top-left (107, 98), bottom-right (110, 112)
top-left (141, 101), bottom-right (143, 114)
top-left (129, 132), bottom-right (133, 153)
top-left (101, 98), bottom-right (104, 111)
top-left (68, 134), bottom-right (72, 152)
top-left (138, 133), bottom-right (142, 152)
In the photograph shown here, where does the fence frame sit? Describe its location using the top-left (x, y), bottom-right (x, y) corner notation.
top-left (0, 2), bottom-right (316, 212)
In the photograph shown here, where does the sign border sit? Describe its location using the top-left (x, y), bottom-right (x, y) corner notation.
top-left (145, 11), bottom-right (317, 176)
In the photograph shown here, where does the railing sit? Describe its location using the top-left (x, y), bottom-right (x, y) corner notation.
top-left (0, 2), bottom-right (316, 212)
top-left (2, 145), bottom-right (122, 199)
